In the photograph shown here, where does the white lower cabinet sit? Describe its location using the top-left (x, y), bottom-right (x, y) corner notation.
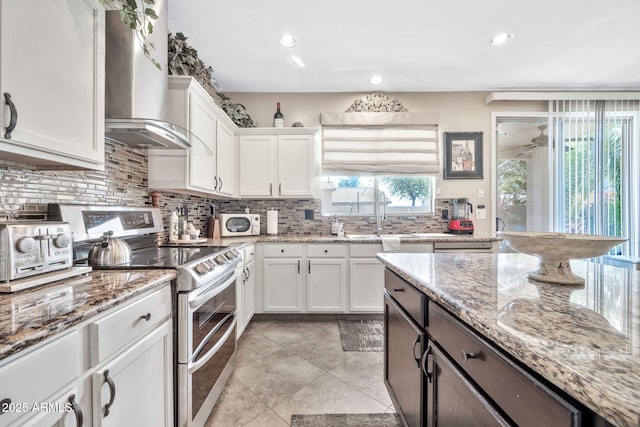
top-left (263, 258), bottom-right (304, 312)
top-left (236, 244), bottom-right (256, 339)
top-left (307, 258), bottom-right (347, 312)
top-left (349, 258), bottom-right (385, 312)
top-left (93, 319), bottom-right (173, 427)
top-left (0, 283), bottom-right (173, 427)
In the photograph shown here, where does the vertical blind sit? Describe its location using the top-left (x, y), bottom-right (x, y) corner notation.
top-left (320, 112), bottom-right (440, 174)
top-left (553, 99), bottom-right (639, 256)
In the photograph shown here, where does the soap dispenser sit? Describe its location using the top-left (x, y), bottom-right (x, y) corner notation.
top-left (331, 216), bottom-right (339, 235)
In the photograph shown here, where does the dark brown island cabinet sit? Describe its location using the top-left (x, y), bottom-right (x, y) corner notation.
top-left (383, 269), bottom-right (613, 427)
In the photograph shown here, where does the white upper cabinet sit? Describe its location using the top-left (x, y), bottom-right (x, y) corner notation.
top-left (148, 76), bottom-right (237, 198)
top-left (0, 0), bottom-right (105, 170)
top-left (238, 128), bottom-right (319, 199)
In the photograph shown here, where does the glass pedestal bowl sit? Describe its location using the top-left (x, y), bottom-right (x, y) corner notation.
top-left (498, 232), bottom-right (627, 285)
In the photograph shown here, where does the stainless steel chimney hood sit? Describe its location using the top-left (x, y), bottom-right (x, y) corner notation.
top-left (104, 2), bottom-right (191, 149)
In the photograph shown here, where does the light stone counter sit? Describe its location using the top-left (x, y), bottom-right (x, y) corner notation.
top-left (0, 269), bottom-right (176, 362)
top-left (377, 252), bottom-right (640, 427)
top-left (172, 233), bottom-right (500, 247)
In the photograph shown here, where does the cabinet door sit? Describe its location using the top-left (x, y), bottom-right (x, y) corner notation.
top-left (349, 258), bottom-right (385, 312)
top-left (263, 258), bottom-right (303, 311)
top-left (0, 0), bottom-right (105, 169)
top-left (277, 135), bottom-right (314, 197)
top-left (244, 260), bottom-right (256, 325)
top-left (307, 258), bottom-right (346, 312)
top-left (384, 294), bottom-right (425, 427)
top-left (216, 121), bottom-right (237, 196)
top-left (188, 91), bottom-right (216, 192)
top-left (21, 386), bottom-right (86, 427)
top-left (93, 320), bottom-right (173, 427)
top-left (239, 135), bottom-right (275, 197)
top-left (235, 269), bottom-right (246, 340)
top-left (426, 342), bottom-right (511, 427)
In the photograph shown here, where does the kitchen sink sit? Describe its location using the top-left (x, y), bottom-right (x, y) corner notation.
top-left (410, 233), bottom-right (452, 238)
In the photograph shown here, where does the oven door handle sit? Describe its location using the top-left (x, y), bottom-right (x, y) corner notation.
top-left (189, 271), bottom-right (236, 310)
top-left (190, 312), bottom-right (236, 369)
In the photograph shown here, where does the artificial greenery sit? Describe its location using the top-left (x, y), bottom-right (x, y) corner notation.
top-left (99, 0), bottom-right (161, 69)
top-left (168, 32), bottom-right (217, 97)
top-left (167, 32), bottom-right (256, 127)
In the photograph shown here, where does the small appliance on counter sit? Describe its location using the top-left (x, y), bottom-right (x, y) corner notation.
top-left (218, 213), bottom-right (260, 237)
top-left (0, 220), bottom-right (91, 293)
top-left (446, 198), bottom-right (474, 235)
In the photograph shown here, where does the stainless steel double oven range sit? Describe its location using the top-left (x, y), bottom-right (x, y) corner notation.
top-left (49, 204), bottom-right (239, 427)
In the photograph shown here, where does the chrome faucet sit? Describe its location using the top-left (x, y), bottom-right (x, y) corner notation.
top-left (375, 191), bottom-right (387, 236)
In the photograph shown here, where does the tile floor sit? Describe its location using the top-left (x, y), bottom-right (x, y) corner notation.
top-left (205, 319), bottom-right (395, 426)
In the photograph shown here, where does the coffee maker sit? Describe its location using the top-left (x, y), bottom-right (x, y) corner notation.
top-left (447, 198), bottom-right (474, 234)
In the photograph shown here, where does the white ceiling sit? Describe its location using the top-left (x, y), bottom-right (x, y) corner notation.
top-left (168, 0), bottom-right (640, 93)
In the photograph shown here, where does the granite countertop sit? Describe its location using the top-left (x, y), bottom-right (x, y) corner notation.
top-left (0, 269), bottom-right (176, 363)
top-left (176, 233), bottom-right (500, 247)
top-left (377, 252), bottom-right (640, 427)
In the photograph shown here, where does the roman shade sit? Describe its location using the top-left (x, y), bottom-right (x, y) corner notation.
top-left (320, 112), bottom-right (440, 174)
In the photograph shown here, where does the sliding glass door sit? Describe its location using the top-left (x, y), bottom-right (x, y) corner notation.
top-left (553, 100), bottom-right (637, 257)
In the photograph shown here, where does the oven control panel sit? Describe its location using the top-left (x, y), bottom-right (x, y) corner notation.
top-left (176, 248), bottom-right (241, 292)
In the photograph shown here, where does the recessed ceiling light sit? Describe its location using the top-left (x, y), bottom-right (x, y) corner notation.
top-left (370, 75), bottom-right (384, 85)
top-left (289, 55), bottom-right (306, 68)
top-left (278, 34), bottom-right (297, 48)
top-left (490, 33), bottom-right (514, 47)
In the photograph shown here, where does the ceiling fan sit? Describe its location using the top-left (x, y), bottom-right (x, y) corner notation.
top-left (499, 125), bottom-right (548, 158)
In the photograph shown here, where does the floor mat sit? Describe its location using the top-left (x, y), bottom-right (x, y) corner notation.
top-left (290, 413), bottom-right (401, 427)
top-left (337, 319), bottom-right (384, 351)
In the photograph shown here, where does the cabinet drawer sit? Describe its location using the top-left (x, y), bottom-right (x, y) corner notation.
top-left (263, 244), bottom-right (304, 257)
top-left (384, 269), bottom-right (426, 328)
top-left (243, 244), bottom-right (255, 263)
top-left (307, 244), bottom-right (346, 257)
top-left (0, 331), bottom-right (78, 426)
top-left (349, 244), bottom-right (382, 257)
top-left (90, 286), bottom-right (171, 366)
top-left (428, 303), bottom-right (581, 427)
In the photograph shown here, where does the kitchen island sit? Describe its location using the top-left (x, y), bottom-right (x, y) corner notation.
top-left (377, 252), bottom-right (639, 427)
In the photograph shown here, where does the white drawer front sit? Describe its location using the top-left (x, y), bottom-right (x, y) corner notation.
top-left (307, 244), bottom-right (347, 258)
top-left (349, 244), bottom-right (383, 257)
top-left (263, 244), bottom-right (305, 257)
top-left (90, 286), bottom-right (171, 366)
top-left (243, 245), bottom-right (255, 263)
top-left (0, 331), bottom-right (79, 426)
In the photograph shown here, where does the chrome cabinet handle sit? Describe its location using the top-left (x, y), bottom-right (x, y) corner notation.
top-left (68, 394), bottom-right (83, 427)
top-left (3, 93), bottom-right (17, 139)
top-left (270, 183), bottom-right (273, 195)
top-left (461, 350), bottom-right (478, 361)
top-left (214, 176), bottom-right (218, 191)
top-left (246, 267), bottom-right (250, 280)
top-left (218, 177), bottom-right (223, 191)
top-left (103, 370), bottom-right (116, 417)
top-left (297, 259), bottom-right (300, 273)
top-left (393, 288), bottom-right (404, 292)
top-left (140, 313), bottom-right (151, 321)
top-left (421, 341), bottom-right (433, 383)
top-left (308, 260), bottom-right (311, 274)
top-left (412, 335), bottom-right (421, 368)
top-left (279, 182), bottom-right (282, 195)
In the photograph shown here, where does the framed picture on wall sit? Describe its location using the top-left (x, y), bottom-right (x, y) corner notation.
top-left (443, 132), bottom-right (483, 179)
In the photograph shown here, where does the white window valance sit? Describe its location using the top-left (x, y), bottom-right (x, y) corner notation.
top-left (320, 112), bottom-right (440, 174)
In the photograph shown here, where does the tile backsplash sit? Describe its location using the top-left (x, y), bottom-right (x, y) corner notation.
top-left (0, 142), bottom-right (448, 241)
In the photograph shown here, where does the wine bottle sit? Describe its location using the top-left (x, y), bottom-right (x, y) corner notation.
top-left (274, 102), bottom-right (284, 127)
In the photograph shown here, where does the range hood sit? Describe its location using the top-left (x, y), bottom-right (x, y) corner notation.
top-left (104, 2), bottom-right (190, 149)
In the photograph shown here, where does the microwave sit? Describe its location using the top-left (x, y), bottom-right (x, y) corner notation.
top-left (218, 213), bottom-right (260, 236)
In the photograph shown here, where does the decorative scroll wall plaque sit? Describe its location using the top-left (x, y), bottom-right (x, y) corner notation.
top-left (345, 92), bottom-right (408, 112)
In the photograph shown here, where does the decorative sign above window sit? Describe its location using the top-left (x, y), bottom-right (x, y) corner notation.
top-left (345, 92), bottom-right (408, 113)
